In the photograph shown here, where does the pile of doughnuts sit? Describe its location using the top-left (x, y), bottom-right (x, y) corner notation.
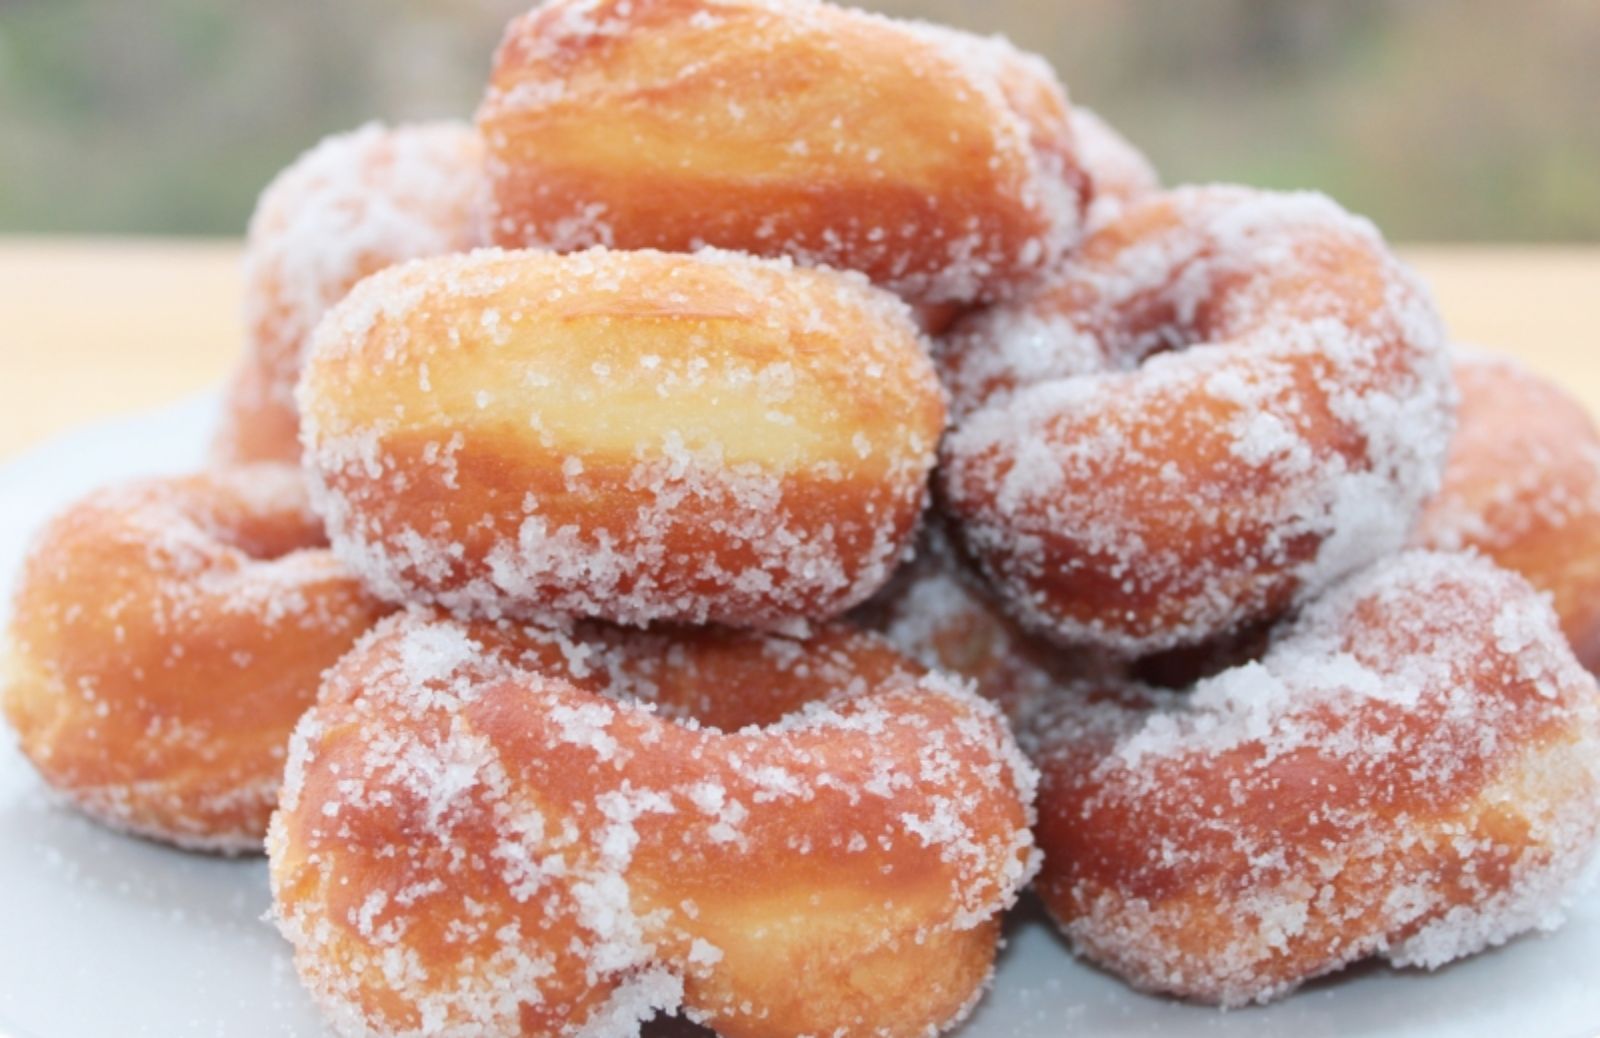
top-left (5, 0), bottom-right (1600, 1034)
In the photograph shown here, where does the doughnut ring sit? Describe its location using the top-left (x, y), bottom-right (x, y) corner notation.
top-left (938, 185), bottom-right (1454, 655)
top-left (1415, 353), bottom-right (1600, 670)
top-left (298, 246), bottom-right (946, 629)
top-left (214, 121), bottom-right (491, 463)
top-left (1, 466), bottom-right (390, 852)
top-left (477, 0), bottom-right (1087, 306)
top-left (269, 613), bottom-right (1037, 1037)
top-left (1024, 551), bottom-right (1600, 1005)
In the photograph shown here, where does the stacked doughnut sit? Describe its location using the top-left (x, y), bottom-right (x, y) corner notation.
top-left (6, 0), bottom-right (1600, 1035)
top-left (273, 618), bottom-right (1034, 1037)
top-left (1413, 353), bottom-right (1600, 671)
top-left (3, 466), bottom-right (391, 850)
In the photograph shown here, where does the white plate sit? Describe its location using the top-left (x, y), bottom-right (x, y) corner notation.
top-left (2, 396), bottom-right (1599, 1038)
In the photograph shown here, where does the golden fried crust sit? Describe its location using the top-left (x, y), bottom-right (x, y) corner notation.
top-left (937, 185), bottom-right (1455, 655)
top-left (1025, 552), bottom-right (1600, 1006)
top-left (1414, 354), bottom-right (1600, 670)
top-left (477, 0), bottom-right (1086, 306)
top-left (214, 122), bottom-right (490, 464)
top-left (1, 466), bottom-right (392, 852)
top-left (298, 246), bottom-right (947, 628)
top-left (269, 615), bottom-right (1037, 1037)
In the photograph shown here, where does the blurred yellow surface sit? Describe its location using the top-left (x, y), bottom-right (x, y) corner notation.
top-left (1, 239), bottom-right (1598, 461)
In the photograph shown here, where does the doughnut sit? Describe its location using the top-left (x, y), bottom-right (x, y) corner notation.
top-left (1, 466), bottom-right (391, 852)
top-left (1070, 107), bottom-right (1159, 230)
top-left (269, 613), bottom-right (1037, 1037)
top-left (476, 0), bottom-right (1087, 306)
top-left (1414, 353), bottom-right (1600, 670)
top-left (214, 121), bottom-right (491, 463)
top-left (937, 185), bottom-right (1454, 655)
top-left (298, 246), bottom-right (946, 629)
top-left (1024, 551), bottom-right (1600, 1006)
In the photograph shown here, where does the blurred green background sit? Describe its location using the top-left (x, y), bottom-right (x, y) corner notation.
top-left (1, 0), bottom-right (1596, 240)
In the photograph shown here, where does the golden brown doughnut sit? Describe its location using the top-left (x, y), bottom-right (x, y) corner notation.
top-left (1414, 353), bottom-right (1600, 670)
top-left (269, 613), bottom-right (1037, 1036)
top-left (477, 0), bottom-right (1088, 306)
top-left (298, 246), bottom-right (946, 629)
top-left (938, 185), bottom-right (1454, 655)
top-left (1025, 551), bottom-right (1600, 1005)
top-left (1, 466), bottom-right (391, 852)
top-left (214, 121), bottom-right (491, 463)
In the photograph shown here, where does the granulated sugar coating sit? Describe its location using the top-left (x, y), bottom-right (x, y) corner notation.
top-left (1, 466), bottom-right (392, 852)
top-left (216, 121), bottom-right (491, 464)
top-left (1022, 550), bottom-right (1600, 1007)
top-left (298, 246), bottom-right (946, 630)
top-left (1414, 352), bottom-right (1600, 672)
top-left (938, 184), bottom-right (1456, 655)
top-left (1068, 107), bottom-right (1160, 231)
top-left (478, 0), bottom-right (1087, 306)
top-left (852, 528), bottom-right (1115, 720)
top-left (269, 612), bottom-right (1038, 1037)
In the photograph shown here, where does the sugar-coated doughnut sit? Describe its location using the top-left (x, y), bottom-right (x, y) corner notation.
top-left (1070, 107), bottom-right (1159, 229)
top-left (1025, 551), bottom-right (1600, 1006)
top-left (299, 246), bottom-right (946, 629)
top-left (214, 122), bottom-right (491, 463)
top-left (269, 613), bottom-right (1037, 1037)
top-left (1, 467), bottom-right (391, 852)
top-left (477, 0), bottom-right (1087, 306)
top-left (938, 186), bottom-right (1454, 655)
top-left (1415, 354), bottom-right (1600, 670)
